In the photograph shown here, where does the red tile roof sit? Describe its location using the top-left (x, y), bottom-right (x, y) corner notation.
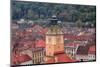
top-left (35, 39), bottom-right (45, 48)
top-left (54, 51), bottom-right (64, 55)
top-left (12, 54), bottom-right (32, 65)
top-left (32, 25), bottom-right (48, 35)
top-left (88, 45), bottom-right (96, 54)
top-left (46, 58), bottom-right (55, 64)
top-left (65, 42), bottom-right (80, 47)
top-left (64, 34), bottom-right (92, 41)
top-left (55, 54), bottom-right (76, 63)
top-left (43, 28), bottom-right (48, 34)
top-left (46, 54), bottom-right (77, 63)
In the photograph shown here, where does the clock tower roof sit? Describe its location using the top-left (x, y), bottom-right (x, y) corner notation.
top-left (50, 15), bottom-right (58, 25)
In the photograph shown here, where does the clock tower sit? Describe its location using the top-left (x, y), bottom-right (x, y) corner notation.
top-left (45, 16), bottom-right (64, 61)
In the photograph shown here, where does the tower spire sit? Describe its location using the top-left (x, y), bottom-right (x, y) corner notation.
top-left (50, 15), bottom-right (58, 25)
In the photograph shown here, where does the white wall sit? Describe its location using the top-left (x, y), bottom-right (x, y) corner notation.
top-left (88, 54), bottom-right (95, 60)
top-left (0, 0), bottom-right (99, 67)
top-left (76, 55), bottom-right (88, 61)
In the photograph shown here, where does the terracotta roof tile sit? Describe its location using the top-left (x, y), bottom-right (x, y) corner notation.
top-left (88, 45), bottom-right (96, 54)
top-left (65, 42), bottom-right (79, 47)
top-left (46, 54), bottom-right (77, 63)
top-left (12, 54), bottom-right (32, 64)
top-left (35, 39), bottom-right (45, 48)
top-left (55, 54), bottom-right (76, 62)
top-left (54, 51), bottom-right (64, 55)
top-left (64, 34), bottom-right (91, 41)
top-left (46, 58), bottom-right (55, 63)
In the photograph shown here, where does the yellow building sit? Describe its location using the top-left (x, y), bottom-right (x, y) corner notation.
top-left (32, 48), bottom-right (45, 64)
top-left (45, 16), bottom-right (64, 61)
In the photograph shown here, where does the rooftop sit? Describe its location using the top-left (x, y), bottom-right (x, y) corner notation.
top-left (12, 54), bottom-right (32, 65)
top-left (76, 46), bottom-right (89, 55)
top-left (46, 53), bottom-right (77, 63)
top-left (88, 45), bottom-right (96, 54)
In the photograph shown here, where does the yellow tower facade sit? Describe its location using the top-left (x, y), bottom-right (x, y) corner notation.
top-left (45, 16), bottom-right (64, 61)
